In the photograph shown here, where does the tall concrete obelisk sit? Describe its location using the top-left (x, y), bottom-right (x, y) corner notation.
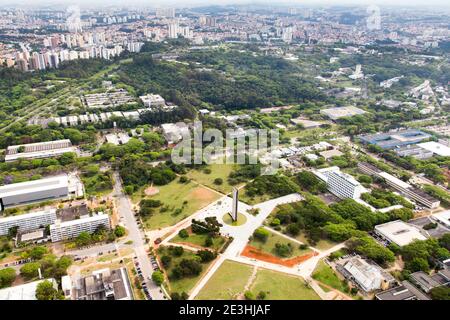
top-left (230, 187), bottom-right (239, 222)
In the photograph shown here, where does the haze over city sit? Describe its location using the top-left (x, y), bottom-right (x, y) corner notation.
top-left (0, 0), bottom-right (448, 309)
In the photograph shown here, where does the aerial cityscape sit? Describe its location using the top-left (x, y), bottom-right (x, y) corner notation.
top-left (0, 0), bottom-right (449, 306)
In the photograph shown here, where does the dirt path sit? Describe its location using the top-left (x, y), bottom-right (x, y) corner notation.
top-left (313, 280), bottom-right (353, 300)
top-left (236, 265), bottom-right (259, 300)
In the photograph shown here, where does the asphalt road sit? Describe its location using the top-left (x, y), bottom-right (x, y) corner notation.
top-left (67, 172), bottom-right (166, 300)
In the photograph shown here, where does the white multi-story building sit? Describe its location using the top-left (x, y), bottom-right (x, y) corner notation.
top-left (313, 166), bottom-right (367, 200)
top-left (168, 23), bottom-right (179, 39)
top-left (50, 212), bottom-right (110, 242)
top-left (0, 209), bottom-right (57, 236)
top-left (139, 94), bottom-right (165, 107)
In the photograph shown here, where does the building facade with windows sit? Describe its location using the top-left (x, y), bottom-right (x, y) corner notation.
top-left (50, 212), bottom-right (110, 242)
top-left (0, 209), bottom-right (57, 236)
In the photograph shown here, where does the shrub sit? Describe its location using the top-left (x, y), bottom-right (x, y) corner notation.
top-left (244, 291), bottom-right (255, 300)
top-left (152, 271), bottom-right (164, 286)
top-left (253, 228), bottom-right (270, 242)
top-left (178, 229), bottom-right (189, 239)
top-left (114, 225), bottom-right (126, 237)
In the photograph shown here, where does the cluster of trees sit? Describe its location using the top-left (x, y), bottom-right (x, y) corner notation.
top-left (346, 236), bottom-right (395, 266)
top-left (399, 238), bottom-right (450, 273)
top-left (423, 184), bottom-right (450, 208)
top-left (19, 250), bottom-right (72, 282)
top-left (74, 225), bottom-right (124, 248)
top-left (244, 174), bottom-right (299, 199)
top-left (81, 164), bottom-right (114, 195)
top-left (0, 268), bottom-right (16, 288)
top-left (272, 196), bottom-right (413, 256)
top-left (367, 145), bottom-right (449, 184)
top-left (139, 199), bottom-right (162, 217)
top-left (361, 188), bottom-right (414, 209)
top-left (227, 163), bottom-right (262, 185)
top-left (191, 217), bottom-right (222, 236)
top-left (98, 137), bottom-right (168, 162)
top-left (35, 280), bottom-right (63, 300)
top-left (51, 58), bottom-right (112, 79)
top-left (0, 121), bottom-right (96, 150)
top-left (296, 171), bottom-right (327, 194)
top-left (118, 156), bottom-right (176, 194)
top-left (118, 50), bottom-right (327, 112)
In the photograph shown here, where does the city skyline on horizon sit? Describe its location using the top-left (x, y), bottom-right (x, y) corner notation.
top-left (0, 0), bottom-right (450, 9)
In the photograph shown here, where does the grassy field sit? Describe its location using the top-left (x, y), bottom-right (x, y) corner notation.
top-left (186, 163), bottom-right (239, 194)
top-left (249, 269), bottom-right (321, 300)
top-left (170, 228), bottom-right (227, 251)
top-left (140, 180), bottom-right (221, 229)
top-left (312, 260), bottom-right (349, 294)
top-left (294, 233), bottom-right (337, 251)
top-left (157, 246), bottom-right (214, 295)
top-left (195, 260), bottom-right (254, 300)
top-left (249, 229), bottom-right (312, 258)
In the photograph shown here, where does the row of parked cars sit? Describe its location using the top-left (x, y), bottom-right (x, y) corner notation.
top-left (133, 256), bottom-right (152, 300)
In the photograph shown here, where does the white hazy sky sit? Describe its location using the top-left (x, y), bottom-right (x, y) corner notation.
top-left (0, 0), bottom-right (448, 7)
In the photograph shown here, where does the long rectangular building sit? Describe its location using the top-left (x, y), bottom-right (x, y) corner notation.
top-left (50, 212), bottom-right (110, 242)
top-left (0, 209), bottom-right (57, 236)
top-left (359, 129), bottom-right (431, 150)
top-left (357, 162), bottom-right (440, 209)
top-left (5, 139), bottom-right (76, 162)
top-left (0, 175), bottom-right (70, 211)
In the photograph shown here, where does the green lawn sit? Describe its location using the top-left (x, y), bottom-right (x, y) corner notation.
top-left (249, 229), bottom-right (312, 258)
top-left (140, 180), bottom-right (221, 229)
top-left (195, 260), bottom-right (254, 300)
top-left (294, 233), bottom-right (337, 251)
top-left (250, 269), bottom-right (321, 300)
top-left (186, 163), bottom-right (240, 194)
top-left (157, 246), bottom-right (214, 295)
top-left (312, 260), bottom-right (349, 294)
top-left (222, 212), bottom-right (247, 226)
top-left (170, 228), bottom-right (227, 251)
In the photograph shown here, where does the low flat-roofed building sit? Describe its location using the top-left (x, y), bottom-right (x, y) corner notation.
top-left (290, 117), bottom-right (322, 128)
top-left (357, 162), bottom-right (440, 209)
top-left (410, 271), bottom-right (450, 293)
top-left (320, 106), bottom-right (366, 121)
top-left (375, 280), bottom-right (430, 300)
top-left (0, 209), bottom-right (57, 236)
top-left (374, 220), bottom-right (427, 247)
top-left (5, 139), bottom-right (76, 162)
top-left (319, 149), bottom-right (344, 160)
top-left (417, 141), bottom-right (450, 157)
top-left (432, 210), bottom-right (450, 229)
top-left (359, 129), bottom-right (431, 150)
top-left (394, 145), bottom-right (434, 160)
top-left (0, 175), bottom-right (70, 211)
top-left (336, 256), bottom-right (395, 293)
top-left (70, 267), bottom-right (133, 300)
top-left (161, 122), bottom-right (189, 144)
top-left (50, 212), bottom-right (110, 242)
top-left (0, 278), bottom-right (57, 300)
top-left (18, 229), bottom-right (45, 243)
